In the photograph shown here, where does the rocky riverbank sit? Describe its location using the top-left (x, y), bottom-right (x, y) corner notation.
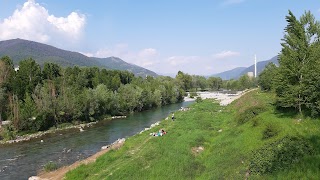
top-left (30, 138), bottom-right (126, 180)
top-left (184, 90), bottom-right (250, 106)
top-left (30, 117), bottom-right (172, 180)
top-left (0, 116), bottom-right (127, 145)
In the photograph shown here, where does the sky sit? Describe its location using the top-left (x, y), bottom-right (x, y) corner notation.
top-left (0, 0), bottom-right (319, 76)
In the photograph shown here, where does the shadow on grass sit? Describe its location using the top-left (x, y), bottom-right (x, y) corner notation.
top-left (273, 107), bottom-right (298, 119)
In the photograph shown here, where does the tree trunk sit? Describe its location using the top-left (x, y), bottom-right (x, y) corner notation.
top-left (298, 93), bottom-right (302, 115)
top-left (298, 73), bottom-right (303, 115)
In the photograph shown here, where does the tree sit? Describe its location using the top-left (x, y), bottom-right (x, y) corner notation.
top-left (274, 10), bottom-right (320, 115)
top-left (0, 56), bottom-right (15, 123)
top-left (238, 75), bottom-right (253, 90)
top-left (14, 58), bottom-right (42, 100)
top-left (192, 75), bottom-right (207, 91)
top-left (258, 62), bottom-right (278, 91)
top-left (207, 77), bottom-right (222, 90)
top-left (176, 71), bottom-right (192, 91)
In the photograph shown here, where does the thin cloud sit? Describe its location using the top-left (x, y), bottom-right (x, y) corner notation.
top-left (213, 50), bottom-right (240, 59)
top-left (221, 0), bottom-right (246, 6)
top-left (83, 45), bottom-right (159, 68)
top-left (0, 0), bottom-right (86, 44)
top-left (167, 56), bottom-right (199, 66)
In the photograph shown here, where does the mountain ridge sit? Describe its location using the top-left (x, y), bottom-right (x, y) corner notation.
top-left (212, 56), bottom-right (278, 80)
top-left (0, 39), bottom-right (158, 77)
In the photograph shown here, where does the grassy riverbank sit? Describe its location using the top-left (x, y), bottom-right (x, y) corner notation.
top-left (65, 90), bottom-right (320, 179)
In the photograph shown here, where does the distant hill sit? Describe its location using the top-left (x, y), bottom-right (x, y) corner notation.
top-left (211, 67), bottom-right (247, 80)
top-left (0, 39), bottom-right (158, 77)
top-left (239, 56), bottom-right (278, 76)
top-left (212, 56), bottom-right (278, 80)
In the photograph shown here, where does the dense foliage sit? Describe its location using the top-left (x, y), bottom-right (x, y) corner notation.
top-left (258, 10), bottom-right (320, 117)
top-left (0, 57), bottom-right (184, 134)
top-left (0, 56), bottom-right (256, 137)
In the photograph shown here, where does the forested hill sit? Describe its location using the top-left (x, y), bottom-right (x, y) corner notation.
top-left (0, 39), bottom-right (158, 77)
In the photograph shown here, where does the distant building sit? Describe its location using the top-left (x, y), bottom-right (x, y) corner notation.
top-left (14, 66), bottom-right (19, 71)
top-left (247, 72), bottom-right (254, 78)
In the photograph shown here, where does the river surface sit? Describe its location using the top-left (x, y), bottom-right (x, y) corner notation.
top-left (0, 101), bottom-right (193, 180)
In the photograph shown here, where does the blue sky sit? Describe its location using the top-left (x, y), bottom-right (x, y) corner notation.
top-left (0, 0), bottom-right (319, 75)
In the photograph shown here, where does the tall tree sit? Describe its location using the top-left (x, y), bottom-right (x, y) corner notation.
top-left (258, 62), bottom-right (278, 91)
top-left (207, 77), bottom-right (222, 90)
top-left (274, 11), bottom-right (320, 114)
top-left (14, 58), bottom-right (42, 100)
top-left (0, 56), bottom-right (15, 123)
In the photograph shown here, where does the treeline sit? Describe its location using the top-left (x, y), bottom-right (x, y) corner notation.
top-left (259, 10), bottom-right (320, 117)
top-left (176, 71), bottom-right (257, 92)
top-left (0, 56), bottom-right (257, 137)
top-left (0, 57), bottom-right (184, 133)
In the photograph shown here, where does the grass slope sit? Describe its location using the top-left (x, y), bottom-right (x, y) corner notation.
top-left (65, 90), bottom-right (320, 179)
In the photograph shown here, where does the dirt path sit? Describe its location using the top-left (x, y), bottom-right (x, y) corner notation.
top-left (30, 141), bottom-right (124, 180)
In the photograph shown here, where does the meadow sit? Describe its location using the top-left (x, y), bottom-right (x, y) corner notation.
top-left (65, 90), bottom-right (320, 179)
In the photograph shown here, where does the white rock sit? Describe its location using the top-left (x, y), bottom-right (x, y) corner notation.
top-left (28, 176), bottom-right (41, 180)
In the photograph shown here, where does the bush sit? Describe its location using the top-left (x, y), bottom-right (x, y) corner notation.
top-left (44, 161), bottom-right (58, 172)
top-left (236, 105), bottom-right (266, 125)
top-left (262, 124), bottom-right (279, 139)
top-left (189, 92), bottom-right (198, 98)
top-left (1, 125), bottom-right (16, 140)
top-left (249, 136), bottom-right (314, 174)
top-left (195, 97), bottom-right (203, 103)
top-left (251, 117), bottom-right (261, 127)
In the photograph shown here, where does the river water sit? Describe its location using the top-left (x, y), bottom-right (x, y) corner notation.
top-left (0, 101), bottom-right (193, 180)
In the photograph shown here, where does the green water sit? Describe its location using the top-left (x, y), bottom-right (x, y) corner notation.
top-left (0, 101), bottom-right (193, 180)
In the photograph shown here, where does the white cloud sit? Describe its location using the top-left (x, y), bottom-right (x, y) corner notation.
top-left (0, 0), bottom-right (86, 44)
top-left (213, 50), bottom-right (240, 59)
top-left (137, 48), bottom-right (158, 67)
top-left (221, 0), bottom-right (246, 6)
top-left (138, 48), bottom-right (158, 58)
top-left (205, 66), bottom-right (213, 70)
top-left (84, 45), bottom-right (159, 68)
top-left (167, 56), bottom-right (199, 66)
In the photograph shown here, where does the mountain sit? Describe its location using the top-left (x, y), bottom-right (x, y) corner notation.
top-left (0, 39), bottom-right (158, 77)
top-left (211, 67), bottom-right (247, 80)
top-left (211, 56), bottom-right (279, 80)
top-left (239, 56), bottom-right (278, 76)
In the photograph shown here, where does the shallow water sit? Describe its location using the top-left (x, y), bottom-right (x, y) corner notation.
top-left (0, 101), bottom-right (193, 180)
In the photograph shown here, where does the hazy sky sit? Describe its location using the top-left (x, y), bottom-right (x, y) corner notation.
top-left (0, 0), bottom-right (319, 75)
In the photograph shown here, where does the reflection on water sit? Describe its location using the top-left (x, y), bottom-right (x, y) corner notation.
top-left (0, 101), bottom-right (193, 180)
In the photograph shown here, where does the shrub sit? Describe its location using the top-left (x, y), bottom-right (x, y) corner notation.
top-left (189, 92), bottom-right (198, 98)
top-left (262, 124), bottom-right (279, 139)
top-left (44, 161), bottom-right (58, 172)
top-left (249, 136), bottom-right (314, 174)
top-left (252, 117), bottom-right (261, 127)
top-left (1, 125), bottom-right (16, 140)
top-left (195, 97), bottom-right (203, 103)
top-left (236, 105), bottom-right (266, 125)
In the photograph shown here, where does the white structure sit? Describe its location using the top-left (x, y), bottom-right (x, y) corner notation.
top-left (254, 55), bottom-right (257, 78)
top-left (247, 72), bottom-right (254, 78)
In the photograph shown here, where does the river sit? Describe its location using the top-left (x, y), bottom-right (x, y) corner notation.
top-left (0, 101), bottom-right (193, 180)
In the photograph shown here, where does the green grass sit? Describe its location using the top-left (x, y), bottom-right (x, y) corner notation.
top-left (44, 161), bottom-right (58, 172)
top-left (65, 90), bottom-right (320, 179)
